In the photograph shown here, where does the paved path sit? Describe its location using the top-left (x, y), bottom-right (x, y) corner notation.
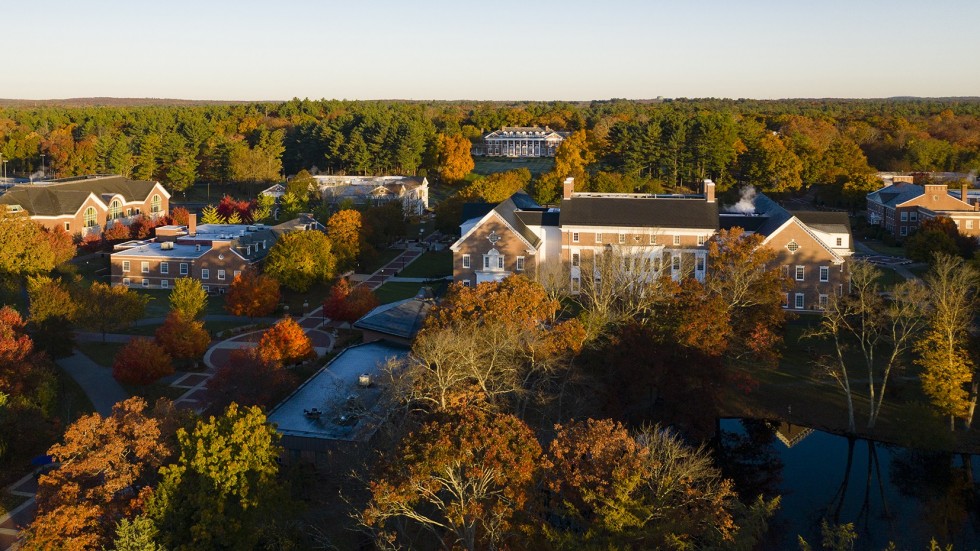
top-left (357, 247), bottom-right (424, 291)
top-left (0, 474), bottom-right (37, 551)
top-left (56, 351), bottom-right (128, 416)
top-left (853, 241), bottom-right (921, 282)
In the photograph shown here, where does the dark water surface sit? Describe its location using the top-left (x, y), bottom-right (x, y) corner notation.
top-left (717, 419), bottom-right (980, 550)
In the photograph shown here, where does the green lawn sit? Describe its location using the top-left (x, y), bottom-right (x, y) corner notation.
top-left (875, 267), bottom-right (908, 288)
top-left (76, 341), bottom-right (127, 368)
top-left (473, 156), bottom-right (554, 176)
top-left (398, 251), bottom-right (452, 279)
top-left (359, 248), bottom-right (402, 274)
top-left (374, 280), bottom-right (449, 304)
top-left (860, 240), bottom-right (907, 257)
top-left (135, 288), bottom-right (228, 319)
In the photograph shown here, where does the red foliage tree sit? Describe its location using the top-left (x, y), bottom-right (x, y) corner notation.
top-left (225, 269), bottom-right (281, 319)
top-left (38, 226), bottom-right (76, 266)
top-left (112, 338), bottom-right (174, 385)
top-left (257, 317), bottom-right (314, 366)
top-left (101, 222), bottom-right (132, 243)
top-left (206, 348), bottom-right (298, 412)
top-left (322, 279), bottom-right (379, 324)
top-left (0, 306), bottom-right (43, 395)
top-left (78, 232), bottom-right (103, 253)
top-left (155, 312), bottom-right (210, 365)
top-left (217, 194), bottom-right (254, 224)
top-left (128, 214), bottom-right (162, 239)
top-left (169, 206), bottom-right (190, 226)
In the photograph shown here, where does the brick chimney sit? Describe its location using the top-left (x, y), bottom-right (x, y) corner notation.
top-left (188, 213), bottom-right (197, 236)
top-left (562, 177), bottom-right (575, 200)
top-left (962, 183), bottom-right (969, 205)
top-left (703, 179), bottom-right (716, 203)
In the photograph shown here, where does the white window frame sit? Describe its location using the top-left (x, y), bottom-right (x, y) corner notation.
top-left (141, 261), bottom-right (149, 274)
top-left (910, 211), bottom-right (918, 222)
top-left (782, 293), bottom-right (789, 308)
top-left (462, 254), bottom-right (471, 269)
top-left (900, 226), bottom-right (908, 236)
top-left (572, 232), bottom-right (579, 243)
top-left (122, 260), bottom-right (130, 273)
top-left (151, 194), bottom-right (161, 213)
top-left (696, 255), bottom-right (705, 272)
top-left (516, 256), bottom-right (525, 272)
top-left (672, 255), bottom-right (680, 271)
top-left (595, 233), bottom-right (603, 243)
top-left (795, 293), bottom-right (805, 309)
top-left (572, 253), bottom-right (580, 267)
top-left (819, 266), bottom-right (829, 282)
top-left (900, 211), bottom-right (908, 222)
top-left (218, 270), bottom-right (226, 280)
top-left (201, 268), bottom-right (210, 280)
top-left (64, 222), bottom-right (70, 231)
top-left (795, 265), bottom-right (805, 281)
top-left (618, 233), bottom-right (626, 244)
top-left (202, 285), bottom-right (209, 293)
top-left (968, 220), bottom-right (975, 229)
top-left (650, 234), bottom-right (657, 245)
top-left (673, 235), bottom-right (681, 246)
top-left (836, 237), bottom-right (842, 247)
top-left (84, 207), bottom-right (97, 228)
top-left (161, 280), bottom-right (169, 288)
top-left (461, 279), bottom-right (471, 287)
top-left (697, 234), bottom-right (705, 246)
top-left (122, 277), bottom-right (131, 286)
top-left (142, 279), bottom-right (149, 288)
top-left (180, 263), bottom-right (188, 275)
top-left (160, 262), bottom-right (169, 274)
top-left (233, 270), bottom-right (241, 278)
top-left (571, 277), bottom-right (580, 293)
top-left (818, 294), bottom-right (829, 309)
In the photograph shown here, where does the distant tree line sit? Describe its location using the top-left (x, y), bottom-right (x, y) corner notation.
top-left (1, 98), bottom-right (978, 202)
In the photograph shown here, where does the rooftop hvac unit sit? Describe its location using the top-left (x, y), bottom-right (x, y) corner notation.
top-left (161, 241), bottom-right (174, 250)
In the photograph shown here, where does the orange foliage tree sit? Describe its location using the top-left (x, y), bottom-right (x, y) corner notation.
top-left (436, 133), bottom-right (474, 183)
top-left (322, 278), bottom-right (379, 324)
top-left (257, 317), bottom-right (313, 366)
top-left (38, 226), bottom-right (76, 266)
top-left (26, 397), bottom-right (174, 550)
top-left (101, 222), bottom-right (132, 243)
top-left (225, 268), bottom-right (281, 319)
top-left (155, 312), bottom-right (210, 366)
top-left (112, 338), bottom-right (174, 385)
top-left (362, 403), bottom-right (542, 549)
top-left (326, 209), bottom-right (363, 272)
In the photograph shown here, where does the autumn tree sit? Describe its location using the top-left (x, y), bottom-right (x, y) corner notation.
top-left (742, 132), bottom-right (803, 192)
top-left (404, 276), bottom-right (585, 411)
top-left (460, 168), bottom-right (532, 203)
top-left (147, 403), bottom-right (289, 550)
top-left (544, 419), bottom-right (768, 549)
top-left (169, 276), bottom-right (208, 319)
top-left (257, 317), bottom-right (314, 366)
top-left (199, 204), bottom-right (223, 224)
top-left (264, 229), bottom-right (336, 292)
top-left (168, 206), bottom-right (190, 226)
top-left (252, 193), bottom-right (275, 223)
top-left (287, 169), bottom-right (317, 198)
top-left (321, 278), bottom-right (379, 325)
top-left (225, 268), bottom-right (280, 318)
top-left (155, 312), bottom-right (210, 367)
top-left (436, 133), bottom-right (474, 183)
top-left (206, 348), bottom-right (298, 412)
top-left (807, 261), bottom-right (928, 433)
top-left (553, 129), bottom-right (594, 186)
top-left (77, 282), bottom-right (150, 341)
top-left (915, 254), bottom-right (978, 430)
top-left (113, 338), bottom-right (174, 385)
top-left (0, 211), bottom-right (72, 280)
top-left (102, 221), bottom-right (133, 242)
top-left (362, 403), bottom-right (542, 550)
top-left (906, 216), bottom-right (977, 262)
top-left (327, 209), bottom-right (362, 271)
top-left (25, 398), bottom-right (173, 550)
top-left (27, 275), bottom-right (77, 323)
top-left (217, 194), bottom-right (253, 224)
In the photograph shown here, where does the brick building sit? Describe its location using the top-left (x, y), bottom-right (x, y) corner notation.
top-left (866, 180), bottom-right (980, 238)
top-left (109, 214), bottom-right (323, 292)
top-left (0, 175), bottom-right (169, 236)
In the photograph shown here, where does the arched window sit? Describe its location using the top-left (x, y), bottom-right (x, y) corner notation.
top-left (84, 207), bottom-right (97, 227)
top-left (109, 200), bottom-right (121, 219)
top-left (151, 194), bottom-right (161, 213)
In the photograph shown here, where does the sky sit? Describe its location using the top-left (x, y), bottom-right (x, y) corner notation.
top-left (4, 0), bottom-right (979, 101)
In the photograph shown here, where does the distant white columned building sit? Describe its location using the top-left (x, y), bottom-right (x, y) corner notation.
top-left (482, 126), bottom-right (568, 157)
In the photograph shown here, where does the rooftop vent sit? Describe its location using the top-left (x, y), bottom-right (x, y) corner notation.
top-left (160, 241), bottom-right (174, 250)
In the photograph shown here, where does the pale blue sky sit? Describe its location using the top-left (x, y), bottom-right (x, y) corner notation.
top-left (4, 0), bottom-right (978, 100)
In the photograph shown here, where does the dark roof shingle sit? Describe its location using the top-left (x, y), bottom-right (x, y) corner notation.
top-left (559, 196), bottom-right (719, 229)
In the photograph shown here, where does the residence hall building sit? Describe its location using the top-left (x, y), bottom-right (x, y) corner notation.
top-left (453, 178), bottom-right (853, 311)
top-left (866, 179), bottom-right (980, 239)
top-left (314, 175), bottom-right (429, 217)
top-left (109, 213), bottom-right (323, 292)
top-left (720, 193), bottom-right (851, 311)
top-left (481, 126), bottom-right (568, 157)
top-left (0, 175), bottom-right (169, 236)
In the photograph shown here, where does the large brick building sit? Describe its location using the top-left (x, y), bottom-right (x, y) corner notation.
top-left (0, 175), bottom-right (169, 236)
top-left (866, 179), bottom-right (980, 238)
top-left (452, 179), bottom-right (853, 312)
top-left (109, 214), bottom-right (323, 292)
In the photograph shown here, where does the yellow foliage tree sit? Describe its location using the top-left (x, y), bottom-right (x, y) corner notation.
top-left (436, 133), bottom-right (474, 183)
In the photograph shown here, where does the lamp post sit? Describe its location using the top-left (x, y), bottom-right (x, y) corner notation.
top-left (40, 154), bottom-right (45, 179)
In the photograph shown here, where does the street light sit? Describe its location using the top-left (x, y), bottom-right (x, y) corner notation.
top-left (40, 154), bottom-right (45, 179)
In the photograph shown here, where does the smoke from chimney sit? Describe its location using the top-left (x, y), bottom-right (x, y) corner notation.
top-left (724, 186), bottom-right (757, 215)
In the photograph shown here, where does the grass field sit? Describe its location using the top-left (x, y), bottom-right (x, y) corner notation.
top-left (375, 280), bottom-right (449, 304)
top-left (77, 341), bottom-right (127, 368)
top-left (398, 251), bottom-right (452, 279)
top-left (859, 239), bottom-right (907, 257)
top-left (473, 156), bottom-right (554, 176)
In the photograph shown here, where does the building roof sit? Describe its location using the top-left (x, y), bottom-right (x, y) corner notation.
top-left (492, 192), bottom-right (544, 248)
top-left (353, 290), bottom-right (434, 340)
top-left (460, 202), bottom-right (496, 223)
top-left (866, 182), bottom-right (925, 208)
top-left (792, 211), bottom-right (852, 236)
top-left (268, 342), bottom-right (409, 442)
top-left (560, 194), bottom-right (719, 230)
top-left (314, 175), bottom-right (427, 189)
top-left (484, 126), bottom-right (568, 139)
top-left (0, 175), bottom-right (165, 216)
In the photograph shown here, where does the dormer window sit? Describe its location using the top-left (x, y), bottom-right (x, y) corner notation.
top-left (786, 240), bottom-right (800, 253)
top-left (109, 200), bottom-right (122, 220)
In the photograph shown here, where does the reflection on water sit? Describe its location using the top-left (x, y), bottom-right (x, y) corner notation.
top-left (716, 419), bottom-right (980, 550)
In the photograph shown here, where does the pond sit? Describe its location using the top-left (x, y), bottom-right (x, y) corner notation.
top-left (716, 418), bottom-right (980, 550)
